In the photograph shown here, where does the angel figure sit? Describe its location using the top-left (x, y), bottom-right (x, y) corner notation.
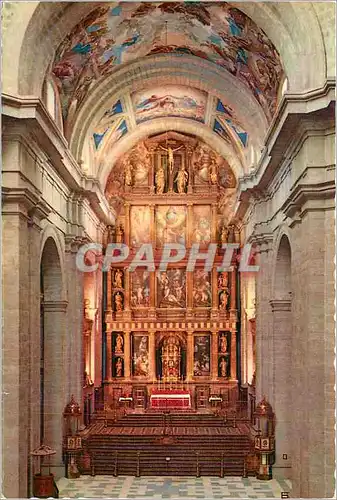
top-left (176, 164), bottom-right (188, 194)
top-left (159, 145), bottom-right (183, 173)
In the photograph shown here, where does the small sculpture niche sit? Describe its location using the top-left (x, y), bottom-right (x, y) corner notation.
top-left (113, 269), bottom-right (124, 289)
top-left (219, 356), bottom-right (229, 378)
top-left (113, 291), bottom-right (124, 312)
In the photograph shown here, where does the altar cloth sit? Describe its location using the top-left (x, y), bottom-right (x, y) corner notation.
top-left (150, 390), bottom-right (191, 409)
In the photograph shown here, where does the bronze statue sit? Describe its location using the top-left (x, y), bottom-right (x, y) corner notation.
top-left (116, 358), bottom-right (123, 377)
top-left (115, 334), bottom-right (124, 353)
top-left (116, 224), bottom-right (124, 243)
top-left (176, 164), bottom-right (188, 194)
top-left (155, 164), bottom-right (165, 194)
top-left (159, 144), bottom-right (183, 173)
top-left (114, 269), bottom-right (123, 289)
top-left (124, 158), bottom-right (133, 186)
top-left (220, 357), bottom-right (227, 378)
top-left (220, 335), bottom-right (227, 353)
top-left (219, 289), bottom-right (229, 310)
top-left (115, 292), bottom-right (123, 312)
top-left (210, 158), bottom-right (218, 185)
top-left (220, 226), bottom-right (229, 244)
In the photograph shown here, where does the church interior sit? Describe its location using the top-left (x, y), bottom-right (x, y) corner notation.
top-left (1, 2), bottom-right (335, 498)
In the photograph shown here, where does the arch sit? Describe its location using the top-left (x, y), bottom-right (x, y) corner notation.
top-left (40, 225), bottom-right (66, 300)
top-left (99, 117), bottom-right (244, 191)
top-left (2, 2), bottom-right (327, 101)
top-left (40, 233), bottom-right (67, 472)
top-left (273, 232), bottom-right (292, 300)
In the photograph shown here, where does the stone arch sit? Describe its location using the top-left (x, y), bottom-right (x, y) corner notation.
top-left (40, 235), bottom-right (67, 475)
top-left (270, 231), bottom-right (292, 476)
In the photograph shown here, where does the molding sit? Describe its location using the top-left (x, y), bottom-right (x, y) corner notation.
top-left (270, 299), bottom-right (292, 312)
top-left (43, 300), bottom-right (68, 312)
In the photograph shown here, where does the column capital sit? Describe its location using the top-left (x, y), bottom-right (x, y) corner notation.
top-left (270, 298), bottom-right (292, 312)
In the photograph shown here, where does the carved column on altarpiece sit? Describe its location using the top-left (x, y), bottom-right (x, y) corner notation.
top-left (149, 330), bottom-right (156, 382)
top-left (106, 331), bottom-right (112, 381)
top-left (211, 203), bottom-right (219, 318)
top-left (148, 146), bottom-right (157, 194)
top-left (186, 203), bottom-right (194, 319)
top-left (123, 268), bottom-right (131, 320)
top-left (123, 330), bottom-right (131, 380)
top-left (229, 264), bottom-right (237, 380)
top-left (186, 330), bottom-right (194, 381)
top-left (124, 202), bottom-right (131, 247)
top-left (149, 203), bottom-right (157, 318)
top-left (211, 330), bottom-right (218, 381)
top-left (186, 146), bottom-right (194, 194)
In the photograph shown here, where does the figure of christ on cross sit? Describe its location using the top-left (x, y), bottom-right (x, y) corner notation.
top-left (159, 144), bottom-right (183, 174)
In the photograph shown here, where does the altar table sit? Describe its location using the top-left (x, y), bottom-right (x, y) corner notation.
top-left (150, 390), bottom-right (191, 409)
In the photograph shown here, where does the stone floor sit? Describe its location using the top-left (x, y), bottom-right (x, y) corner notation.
top-left (57, 475), bottom-right (292, 498)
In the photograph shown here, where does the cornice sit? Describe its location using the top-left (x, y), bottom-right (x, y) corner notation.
top-left (43, 300), bottom-right (68, 312)
top-left (270, 299), bottom-right (292, 312)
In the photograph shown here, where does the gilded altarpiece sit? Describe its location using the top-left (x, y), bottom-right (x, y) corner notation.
top-left (103, 132), bottom-right (240, 405)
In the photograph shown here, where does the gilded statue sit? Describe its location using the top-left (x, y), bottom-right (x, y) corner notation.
top-left (218, 272), bottom-right (228, 289)
top-left (115, 292), bottom-right (123, 312)
top-left (116, 224), bottom-right (124, 243)
top-left (114, 269), bottom-right (123, 289)
top-left (155, 164), bottom-right (165, 194)
top-left (116, 358), bottom-right (123, 377)
top-left (124, 158), bottom-right (133, 187)
top-left (219, 289), bottom-right (229, 310)
top-left (159, 145), bottom-right (183, 173)
top-left (220, 226), bottom-right (229, 244)
top-left (210, 158), bottom-right (218, 185)
top-left (176, 164), bottom-right (188, 194)
top-left (115, 333), bottom-right (124, 353)
top-left (220, 357), bottom-right (227, 378)
top-left (220, 335), bottom-right (228, 353)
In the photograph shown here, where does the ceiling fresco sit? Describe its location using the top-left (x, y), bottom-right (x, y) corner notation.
top-left (52, 2), bottom-right (284, 124)
top-left (132, 86), bottom-right (207, 124)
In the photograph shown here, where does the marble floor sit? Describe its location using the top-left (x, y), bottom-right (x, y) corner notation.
top-left (57, 475), bottom-right (292, 498)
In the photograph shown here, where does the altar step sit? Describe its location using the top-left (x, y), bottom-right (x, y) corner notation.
top-left (108, 412), bottom-right (237, 428)
top-left (82, 432), bottom-right (251, 477)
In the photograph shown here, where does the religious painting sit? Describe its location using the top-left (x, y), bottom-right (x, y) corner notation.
top-left (130, 206), bottom-right (151, 247)
top-left (132, 334), bottom-right (149, 377)
top-left (129, 142), bottom-right (151, 187)
top-left (216, 99), bottom-right (248, 147)
top-left (93, 118), bottom-right (128, 151)
top-left (193, 335), bottom-right (210, 376)
top-left (157, 269), bottom-right (186, 308)
top-left (192, 206), bottom-right (211, 244)
top-left (193, 270), bottom-right (212, 308)
top-left (213, 119), bottom-right (232, 144)
top-left (131, 269), bottom-right (150, 307)
top-left (156, 206), bottom-right (186, 246)
top-left (132, 85), bottom-right (206, 123)
top-left (52, 4), bottom-right (283, 123)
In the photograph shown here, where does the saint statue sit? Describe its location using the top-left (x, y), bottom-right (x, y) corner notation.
top-left (219, 289), bottom-right (229, 310)
top-left (220, 226), bottom-right (229, 244)
top-left (220, 335), bottom-right (227, 353)
top-left (159, 145), bottom-right (183, 173)
top-left (218, 272), bottom-right (228, 289)
top-left (115, 292), bottom-right (123, 312)
top-left (155, 164), bottom-right (165, 194)
top-left (114, 269), bottom-right (123, 289)
top-left (220, 357), bottom-right (227, 378)
top-left (210, 158), bottom-right (218, 185)
top-left (116, 358), bottom-right (123, 377)
top-left (116, 224), bottom-right (124, 243)
top-left (124, 159), bottom-right (133, 186)
top-left (115, 334), bottom-right (124, 353)
top-left (176, 164), bottom-right (188, 194)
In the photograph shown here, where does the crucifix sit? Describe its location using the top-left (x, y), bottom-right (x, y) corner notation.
top-left (159, 145), bottom-right (183, 174)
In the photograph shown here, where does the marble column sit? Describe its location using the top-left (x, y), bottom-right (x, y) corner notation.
top-left (149, 331), bottom-right (156, 381)
top-left (105, 331), bottom-right (112, 381)
top-left (186, 331), bottom-right (194, 381)
top-left (211, 331), bottom-right (218, 381)
top-left (123, 331), bottom-right (131, 380)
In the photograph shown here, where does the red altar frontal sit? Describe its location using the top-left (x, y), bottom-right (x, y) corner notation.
top-left (150, 390), bottom-right (191, 409)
